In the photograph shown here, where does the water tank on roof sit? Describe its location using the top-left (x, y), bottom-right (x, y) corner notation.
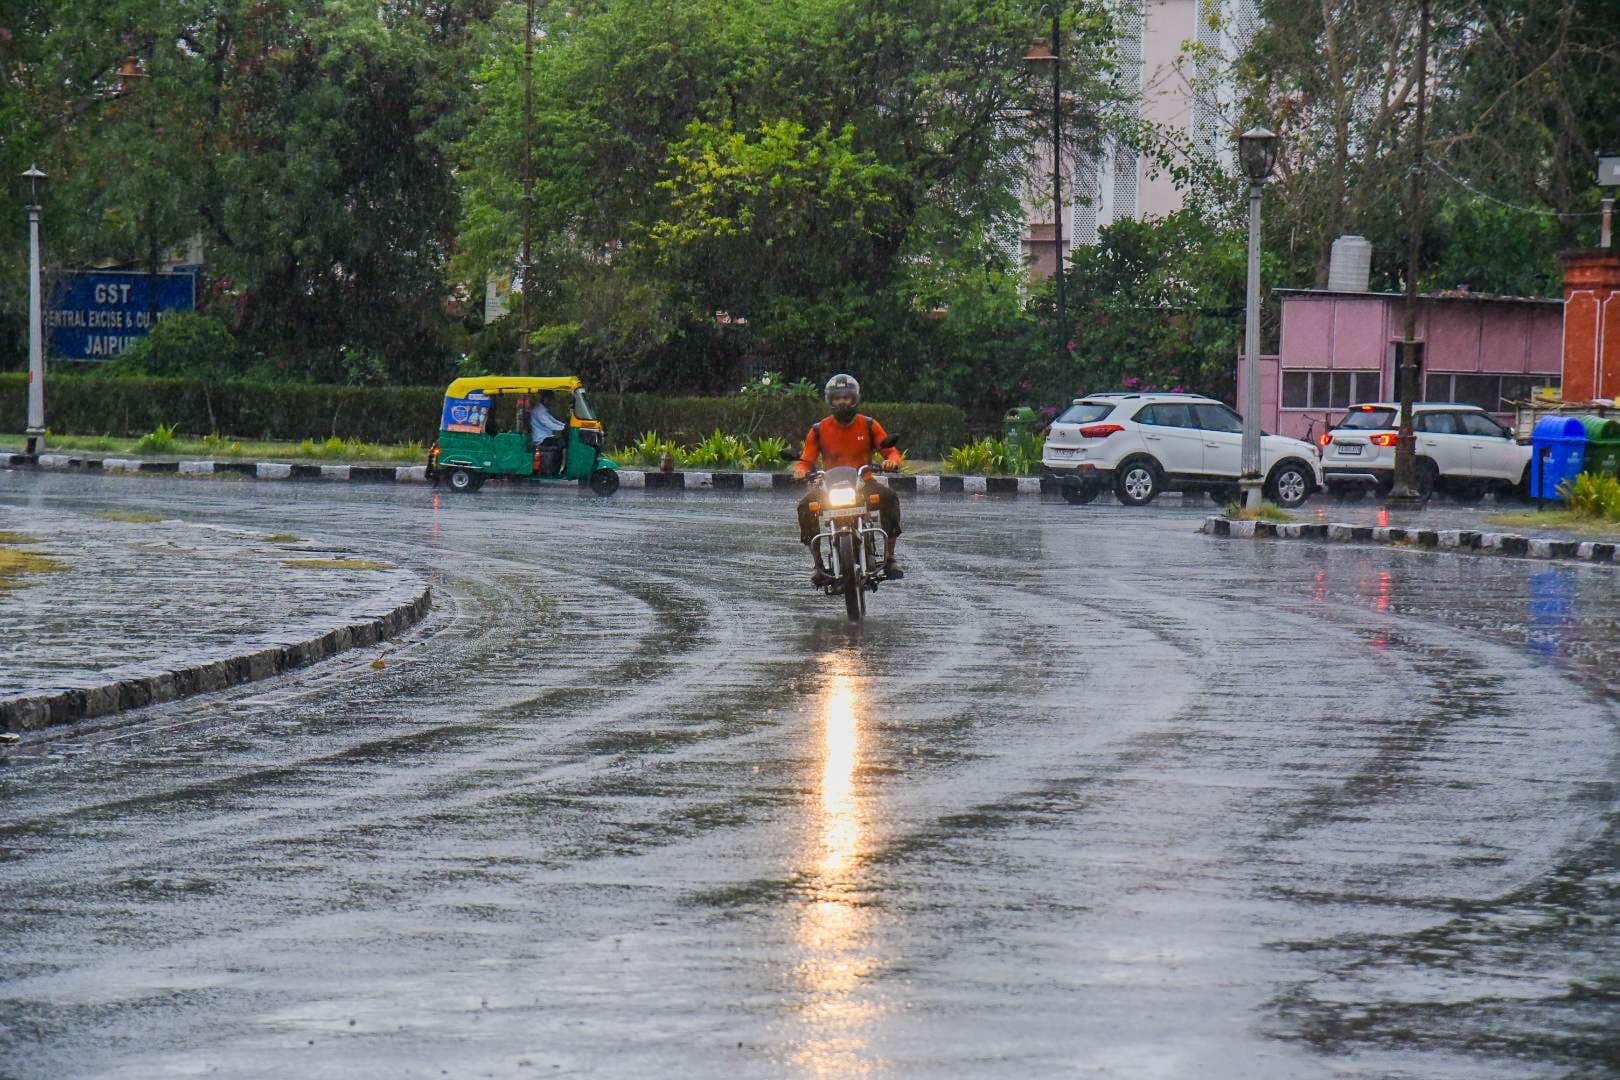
top-left (1327, 235), bottom-right (1373, 292)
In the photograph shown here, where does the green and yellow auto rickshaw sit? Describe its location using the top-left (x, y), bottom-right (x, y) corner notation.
top-left (427, 375), bottom-right (621, 495)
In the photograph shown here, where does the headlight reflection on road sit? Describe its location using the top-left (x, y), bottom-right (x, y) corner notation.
top-left (793, 651), bottom-right (882, 1078)
top-left (817, 665), bottom-right (860, 876)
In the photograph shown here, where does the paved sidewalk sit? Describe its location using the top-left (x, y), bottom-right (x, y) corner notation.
top-left (0, 508), bottom-right (429, 716)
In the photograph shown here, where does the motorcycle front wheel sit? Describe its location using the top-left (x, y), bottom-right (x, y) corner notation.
top-left (837, 532), bottom-right (862, 622)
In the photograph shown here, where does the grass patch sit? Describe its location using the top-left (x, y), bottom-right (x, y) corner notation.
top-left (0, 530), bottom-right (40, 545)
top-left (1486, 510), bottom-right (1620, 536)
top-left (96, 510), bottom-right (168, 523)
top-left (281, 558), bottom-right (394, 571)
top-left (1, 432), bottom-right (428, 464)
top-left (1224, 500), bottom-right (1298, 522)
top-left (0, 547), bottom-right (65, 591)
top-left (261, 534), bottom-right (303, 543)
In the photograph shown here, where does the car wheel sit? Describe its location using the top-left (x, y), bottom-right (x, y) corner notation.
top-left (1061, 479), bottom-right (1100, 505)
top-left (1113, 458), bottom-right (1160, 506)
top-left (589, 468), bottom-right (620, 496)
top-left (1265, 461), bottom-right (1313, 509)
top-left (446, 467), bottom-right (479, 493)
top-left (1414, 457), bottom-right (1438, 499)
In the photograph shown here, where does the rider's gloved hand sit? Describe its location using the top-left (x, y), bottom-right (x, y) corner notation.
top-left (882, 458), bottom-right (900, 472)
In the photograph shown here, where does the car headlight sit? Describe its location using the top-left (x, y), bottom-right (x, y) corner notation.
top-left (827, 485), bottom-right (858, 507)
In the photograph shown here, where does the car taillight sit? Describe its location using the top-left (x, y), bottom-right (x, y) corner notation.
top-left (533, 450), bottom-right (544, 471)
top-left (1079, 424), bottom-right (1123, 439)
top-left (1369, 433), bottom-right (1398, 446)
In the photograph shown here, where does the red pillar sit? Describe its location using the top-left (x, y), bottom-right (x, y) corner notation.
top-left (1561, 250), bottom-right (1620, 402)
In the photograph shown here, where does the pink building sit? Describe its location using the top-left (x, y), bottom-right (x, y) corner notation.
top-left (1240, 289), bottom-right (1564, 442)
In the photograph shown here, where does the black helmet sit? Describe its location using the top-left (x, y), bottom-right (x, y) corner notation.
top-left (824, 373), bottom-right (860, 406)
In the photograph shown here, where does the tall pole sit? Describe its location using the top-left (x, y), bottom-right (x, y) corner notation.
top-left (25, 202), bottom-right (45, 454)
top-left (1050, 9), bottom-right (1066, 363)
top-left (1240, 181), bottom-right (1263, 509)
top-left (1391, 0), bottom-right (1429, 503)
top-left (517, 0), bottom-right (536, 377)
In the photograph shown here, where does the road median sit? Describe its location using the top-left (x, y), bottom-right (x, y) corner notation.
top-left (1201, 514), bottom-right (1616, 565)
top-left (0, 512), bottom-right (433, 736)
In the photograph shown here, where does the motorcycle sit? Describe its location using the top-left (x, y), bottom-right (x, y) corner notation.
top-left (805, 465), bottom-right (892, 622)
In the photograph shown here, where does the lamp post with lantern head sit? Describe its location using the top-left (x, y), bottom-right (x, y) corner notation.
top-left (1024, 9), bottom-right (1066, 367)
top-left (1237, 127), bottom-right (1278, 511)
top-left (18, 165), bottom-right (48, 455)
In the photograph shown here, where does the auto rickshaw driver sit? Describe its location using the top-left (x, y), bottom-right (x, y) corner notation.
top-left (528, 390), bottom-right (568, 475)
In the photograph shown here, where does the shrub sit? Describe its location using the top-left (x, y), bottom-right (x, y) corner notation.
top-left (946, 438), bottom-right (997, 475)
top-left (623, 431), bottom-right (673, 467)
top-left (1561, 472), bottom-right (1620, 520)
top-left (134, 422), bottom-right (178, 453)
top-left (736, 371), bottom-right (819, 401)
top-left (104, 313), bottom-right (239, 379)
top-left (945, 435), bottom-right (1044, 475)
top-left (748, 435), bottom-right (790, 469)
top-left (0, 374), bottom-right (967, 457)
top-left (685, 430), bottom-right (751, 469)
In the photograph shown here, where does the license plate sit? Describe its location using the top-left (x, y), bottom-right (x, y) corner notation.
top-left (1048, 447), bottom-right (1077, 458)
top-left (1336, 443), bottom-right (1363, 455)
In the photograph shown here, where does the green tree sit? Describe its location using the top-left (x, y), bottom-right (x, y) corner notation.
top-left (0, 0), bottom-right (493, 381)
top-left (1056, 211), bottom-right (1259, 403)
top-left (454, 0), bottom-right (1126, 394)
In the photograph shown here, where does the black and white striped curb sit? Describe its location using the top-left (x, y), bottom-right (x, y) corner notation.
top-left (3, 452), bottom-right (430, 484)
top-left (1202, 515), bottom-right (1619, 564)
top-left (0, 586), bottom-right (432, 736)
top-left (3, 452), bottom-right (1067, 496)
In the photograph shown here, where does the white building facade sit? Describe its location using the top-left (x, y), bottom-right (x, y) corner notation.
top-left (1023, 0), bottom-right (1259, 274)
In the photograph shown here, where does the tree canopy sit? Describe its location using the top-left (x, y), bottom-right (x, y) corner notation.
top-left (1, 0), bottom-right (1616, 418)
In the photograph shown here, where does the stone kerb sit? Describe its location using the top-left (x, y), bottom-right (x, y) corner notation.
top-left (1201, 514), bottom-right (1617, 567)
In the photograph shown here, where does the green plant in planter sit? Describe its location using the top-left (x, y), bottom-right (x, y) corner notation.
top-left (135, 423), bottom-right (178, 453)
top-left (748, 435), bottom-right (791, 469)
top-left (945, 438), bottom-right (997, 475)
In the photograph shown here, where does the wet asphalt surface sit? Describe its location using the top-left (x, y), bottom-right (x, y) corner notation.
top-left (1, 472), bottom-right (1618, 1079)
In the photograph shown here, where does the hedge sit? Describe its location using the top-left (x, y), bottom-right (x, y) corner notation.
top-left (0, 374), bottom-right (968, 458)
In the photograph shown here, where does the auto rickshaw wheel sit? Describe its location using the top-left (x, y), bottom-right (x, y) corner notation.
top-left (589, 468), bottom-right (620, 496)
top-left (446, 466), bottom-right (482, 493)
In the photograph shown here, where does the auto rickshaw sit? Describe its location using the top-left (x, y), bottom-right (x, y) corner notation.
top-left (427, 376), bottom-right (621, 495)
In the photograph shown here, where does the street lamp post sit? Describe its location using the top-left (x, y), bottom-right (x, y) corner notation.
top-left (517, 0), bottom-right (537, 377)
top-left (1025, 9), bottom-right (1065, 367)
top-left (1237, 127), bottom-right (1278, 511)
top-left (1389, 0), bottom-right (1430, 507)
top-left (18, 165), bottom-right (48, 456)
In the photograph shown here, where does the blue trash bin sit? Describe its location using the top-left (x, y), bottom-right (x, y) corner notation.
top-left (1530, 416), bottom-right (1587, 500)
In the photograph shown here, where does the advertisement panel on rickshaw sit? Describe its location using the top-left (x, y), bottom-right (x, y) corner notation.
top-left (441, 392), bottom-right (491, 434)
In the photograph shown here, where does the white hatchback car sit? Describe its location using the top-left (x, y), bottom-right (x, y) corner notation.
top-left (1042, 392), bottom-right (1324, 507)
top-left (1320, 402), bottom-right (1531, 499)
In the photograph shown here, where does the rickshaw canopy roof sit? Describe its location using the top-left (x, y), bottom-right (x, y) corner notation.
top-left (443, 376), bottom-right (582, 399)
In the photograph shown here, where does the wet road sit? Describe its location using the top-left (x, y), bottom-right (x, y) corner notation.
top-left (2, 473), bottom-right (1618, 1078)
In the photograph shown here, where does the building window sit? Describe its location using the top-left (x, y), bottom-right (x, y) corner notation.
top-left (1281, 370), bottom-right (1382, 409)
top-left (1423, 373), bottom-right (1561, 411)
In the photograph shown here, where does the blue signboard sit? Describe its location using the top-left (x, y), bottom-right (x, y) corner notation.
top-left (440, 392), bottom-right (491, 434)
top-left (45, 271), bottom-right (197, 361)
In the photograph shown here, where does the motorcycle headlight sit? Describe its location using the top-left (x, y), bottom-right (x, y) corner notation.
top-left (827, 485), bottom-right (858, 508)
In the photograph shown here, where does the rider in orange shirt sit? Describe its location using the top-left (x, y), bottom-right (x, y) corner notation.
top-left (795, 374), bottom-right (904, 583)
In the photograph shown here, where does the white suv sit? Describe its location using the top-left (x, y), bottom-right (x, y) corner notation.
top-left (1321, 402), bottom-right (1530, 499)
top-left (1042, 392), bottom-right (1324, 507)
